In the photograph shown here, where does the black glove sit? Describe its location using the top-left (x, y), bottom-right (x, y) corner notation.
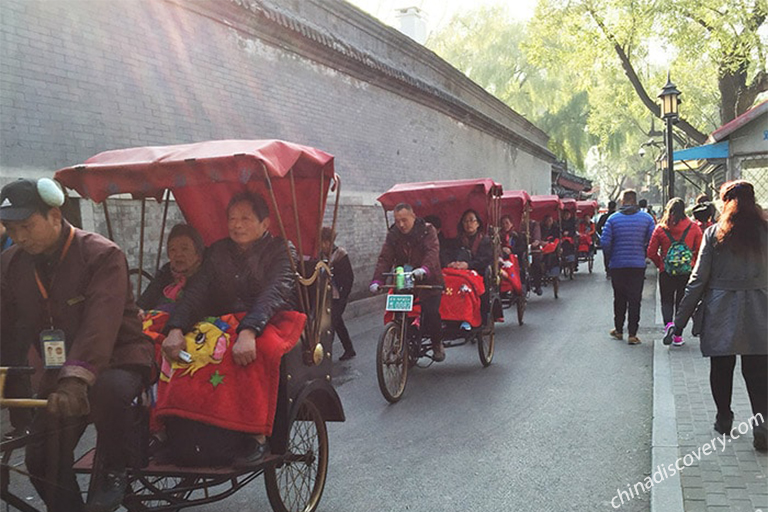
top-left (47, 377), bottom-right (90, 418)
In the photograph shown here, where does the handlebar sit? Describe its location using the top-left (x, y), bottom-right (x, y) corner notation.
top-left (0, 367), bottom-right (48, 409)
top-left (381, 284), bottom-right (444, 290)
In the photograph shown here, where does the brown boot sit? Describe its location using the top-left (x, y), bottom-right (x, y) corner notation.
top-left (432, 341), bottom-right (445, 362)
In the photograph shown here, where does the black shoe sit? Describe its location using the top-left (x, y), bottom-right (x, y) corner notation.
top-left (713, 411), bottom-right (734, 435)
top-left (754, 425), bottom-right (767, 452)
top-left (232, 440), bottom-right (269, 468)
top-left (339, 350), bottom-right (356, 361)
top-left (2, 427), bottom-right (30, 441)
top-left (534, 288), bottom-right (543, 296)
top-left (85, 470), bottom-right (127, 512)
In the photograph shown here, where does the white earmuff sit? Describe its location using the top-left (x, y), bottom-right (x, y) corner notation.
top-left (37, 178), bottom-right (65, 208)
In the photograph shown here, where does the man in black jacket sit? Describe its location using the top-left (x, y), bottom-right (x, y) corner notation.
top-left (321, 227), bottom-right (355, 361)
top-left (596, 200), bottom-right (617, 278)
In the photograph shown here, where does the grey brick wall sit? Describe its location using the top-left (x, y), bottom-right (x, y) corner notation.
top-left (0, 0), bottom-right (553, 299)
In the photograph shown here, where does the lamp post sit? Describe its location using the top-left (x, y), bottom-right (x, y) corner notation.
top-left (658, 72), bottom-right (681, 201)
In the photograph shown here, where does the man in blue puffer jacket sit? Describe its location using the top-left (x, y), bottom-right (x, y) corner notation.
top-left (601, 189), bottom-right (655, 345)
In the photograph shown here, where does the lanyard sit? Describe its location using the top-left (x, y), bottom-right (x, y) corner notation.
top-left (34, 228), bottom-right (75, 328)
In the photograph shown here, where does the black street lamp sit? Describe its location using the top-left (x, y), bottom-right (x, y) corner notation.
top-left (658, 72), bottom-right (681, 201)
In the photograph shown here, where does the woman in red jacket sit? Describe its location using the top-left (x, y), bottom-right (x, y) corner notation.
top-left (647, 198), bottom-right (703, 346)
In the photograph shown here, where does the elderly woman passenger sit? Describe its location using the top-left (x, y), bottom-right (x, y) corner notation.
top-left (138, 223), bottom-right (204, 313)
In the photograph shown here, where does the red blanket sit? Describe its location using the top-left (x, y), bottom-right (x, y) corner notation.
top-left (439, 268), bottom-right (485, 327)
top-left (500, 256), bottom-right (523, 295)
top-left (145, 310), bottom-right (306, 436)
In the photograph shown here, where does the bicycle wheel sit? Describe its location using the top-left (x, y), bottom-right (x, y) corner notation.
top-left (588, 254), bottom-right (594, 273)
top-left (376, 321), bottom-right (408, 403)
top-left (516, 294), bottom-right (526, 326)
top-left (265, 399), bottom-right (328, 512)
top-left (553, 277), bottom-right (559, 299)
top-left (478, 313), bottom-right (495, 367)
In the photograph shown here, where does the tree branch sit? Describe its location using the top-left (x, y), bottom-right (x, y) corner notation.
top-left (586, 8), bottom-right (708, 144)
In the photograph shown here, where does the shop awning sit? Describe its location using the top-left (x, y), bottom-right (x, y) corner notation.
top-left (673, 141), bottom-right (729, 162)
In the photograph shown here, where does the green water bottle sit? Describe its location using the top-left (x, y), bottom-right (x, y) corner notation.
top-left (395, 266), bottom-right (405, 290)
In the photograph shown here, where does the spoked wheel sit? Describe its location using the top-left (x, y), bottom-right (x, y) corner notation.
top-left (516, 294), bottom-right (526, 326)
top-left (567, 263), bottom-right (574, 280)
top-left (265, 400), bottom-right (329, 512)
top-left (588, 255), bottom-right (594, 273)
top-left (376, 321), bottom-right (408, 403)
top-left (553, 277), bottom-right (559, 299)
top-left (478, 312), bottom-right (495, 367)
top-left (124, 475), bottom-right (196, 512)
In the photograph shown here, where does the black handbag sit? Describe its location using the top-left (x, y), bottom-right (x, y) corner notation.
top-left (691, 301), bottom-right (704, 337)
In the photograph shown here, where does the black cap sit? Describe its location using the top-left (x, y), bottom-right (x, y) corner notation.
top-left (0, 179), bottom-right (47, 221)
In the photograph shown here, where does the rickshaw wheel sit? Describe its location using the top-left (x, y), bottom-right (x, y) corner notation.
top-left (376, 322), bottom-right (408, 403)
top-left (265, 399), bottom-right (328, 512)
top-left (588, 255), bottom-right (594, 273)
top-left (124, 475), bottom-right (194, 512)
top-left (478, 314), bottom-right (495, 367)
top-left (553, 277), bottom-right (560, 299)
top-left (516, 295), bottom-right (526, 326)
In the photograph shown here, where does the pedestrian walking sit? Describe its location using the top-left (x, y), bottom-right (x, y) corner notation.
top-left (596, 200), bottom-right (617, 278)
top-left (600, 189), bottom-right (655, 345)
top-left (321, 227), bottom-right (356, 361)
top-left (666, 180), bottom-right (767, 451)
top-left (647, 198), bottom-right (702, 346)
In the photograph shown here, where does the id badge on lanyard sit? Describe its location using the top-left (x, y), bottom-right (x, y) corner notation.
top-left (36, 228), bottom-right (75, 369)
top-left (41, 329), bottom-right (67, 369)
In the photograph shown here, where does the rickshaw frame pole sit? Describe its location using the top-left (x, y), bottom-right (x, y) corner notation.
top-left (288, 169), bottom-right (307, 277)
top-left (261, 163), bottom-right (309, 315)
top-left (102, 201), bottom-right (114, 241)
top-left (155, 189), bottom-right (171, 273)
top-left (137, 198), bottom-right (146, 298)
top-left (329, 174), bottom-right (341, 241)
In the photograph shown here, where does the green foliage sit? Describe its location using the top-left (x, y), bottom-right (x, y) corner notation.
top-left (426, 0), bottom-right (766, 201)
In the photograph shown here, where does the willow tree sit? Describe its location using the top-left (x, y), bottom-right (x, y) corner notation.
top-left (527, 0), bottom-right (767, 144)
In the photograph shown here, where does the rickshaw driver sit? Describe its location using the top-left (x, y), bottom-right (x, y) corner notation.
top-left (370, 203), bottom-right (446, 362)
top-left (0, 179), bottom-right (155, 512)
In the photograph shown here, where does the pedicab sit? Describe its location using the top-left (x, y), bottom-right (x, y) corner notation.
top-left (529, 194), bottom-right (562, 299)
top-left (559, 197), bottom-right (578, 280)
top-left (499, 190), bottom-right (531, 325)
top-left (1, 140), bottom-right (345, 512)
top-left (373, 179), bottom-right (503, 403)
top-left (576, 200), bottom-right (598, 273)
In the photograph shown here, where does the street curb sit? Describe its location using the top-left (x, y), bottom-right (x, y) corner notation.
top-left (650, 338), bottom-right (685, 512)
top-left (344, 294), bottom-right (387, 320)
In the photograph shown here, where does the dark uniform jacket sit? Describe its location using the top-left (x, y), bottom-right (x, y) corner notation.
top-left (372, 218), bottom-right (444, 297)
top-left (452, 231), bottom-right (493, 274)
top-left (1, 222), bottom-right (154, 390)
top-left (167, 233), bottom-right (297, 336)
top-left (137, 262), bottom-right (174, 311)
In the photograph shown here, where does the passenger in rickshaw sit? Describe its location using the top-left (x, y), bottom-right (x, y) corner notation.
top-left (560, 209), bottom-right (577, 269)
top-left (137, 223), bottom-right (205, 314)
top-left (0, 179), bottom-right (154, 512)
top-left (424, 214), bottom-right (455, 268)
top-left (371, 203), bottom-right (446, 361)
top-left (446, 209), bottom-right (494, 326)
top-left (576, 213), bottom-right (596, 271)
top-left (529, 219), bottom-right (544, 295)
top-left (499, 214), bottom-right (527, 286)
top-left (161, 191), bottom-right (298, 465)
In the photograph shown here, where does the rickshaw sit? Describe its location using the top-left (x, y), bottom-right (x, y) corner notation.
top-left (499, 190), bottom-right (531, 325)
top-left (575, 200), bottom-right (598, 273)
top-left (559, 197), bottom-right (578, 280)
top-left (529, 194), bottom-right (562, 299)
top-left (373, 179), bottom-right (503, 403)
top-left (1, 140), bottom-right (345, 512)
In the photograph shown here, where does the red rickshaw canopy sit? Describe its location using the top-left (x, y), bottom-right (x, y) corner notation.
top-left (529, 195), bottom-right (562, 223)
top-left (54, 140), bottom-right (335, 256)
top-left (560, 197), bottom-right (577, 212)
top-left (500, 190), bottom-right (531, 231)
top-left (576, 200), bottom-right (598, 218)
top-left (376, 179), bottom-right (502, 238)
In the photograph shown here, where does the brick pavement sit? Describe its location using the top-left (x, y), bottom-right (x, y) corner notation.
top-left (668, 338), bottom-right (768, 512)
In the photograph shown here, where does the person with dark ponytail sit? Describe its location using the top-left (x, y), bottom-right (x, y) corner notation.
top-left (647, 198), bottom-right (703, 346)
top-left (667, 180), bottom-right (767, 452)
